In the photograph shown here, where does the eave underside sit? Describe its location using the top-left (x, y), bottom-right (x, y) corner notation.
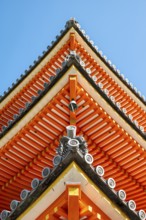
top-left (0, 25), bottom-right (146, 216)
top-left (37, 189), bottom-right (111, 220)
top-left (16, 163), bottom-right (129, 220)
top-left (0, 78), bottom-right (146, 212)
top-left (0, 33), bottom-right (146, 134)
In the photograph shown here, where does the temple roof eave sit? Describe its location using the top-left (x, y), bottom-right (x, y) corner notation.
top-left (0, 58), bottom-right (145, 144)
top-left (0, 19), bottom-right (145, 108)
top-left (6, 151), bottom-right (140, 220)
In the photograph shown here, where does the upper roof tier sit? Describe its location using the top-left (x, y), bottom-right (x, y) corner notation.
top-left (0, 19), bottom-right (146, 136)
top-left (0, 19), bottom-right (146, 104)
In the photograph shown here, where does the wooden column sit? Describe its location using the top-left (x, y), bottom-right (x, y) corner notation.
top-left (66, 183), bottom-right (81, 220)
top-left (69, 75), bottom-right (77, 125)
top-left (70, 33), bottom-right (76, 50)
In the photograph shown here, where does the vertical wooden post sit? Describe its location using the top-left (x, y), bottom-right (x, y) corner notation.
top-left (69, 75), bottom-right (77, 125)
top-left (66, 183), bottom-right (81, 220)
top-left (70, 33), bottom-right (76, 50)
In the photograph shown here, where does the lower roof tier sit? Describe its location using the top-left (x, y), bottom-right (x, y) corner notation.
top-left (0, 77), bottom-right (146, 213)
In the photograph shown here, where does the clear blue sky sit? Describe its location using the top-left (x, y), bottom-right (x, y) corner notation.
top-left (0, 0), bottom-right (146, 97)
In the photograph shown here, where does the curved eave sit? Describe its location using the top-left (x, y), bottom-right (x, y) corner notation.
top-left (1, 19), bottom-right (145, 107)
top-left (0, 24), bottom-right (146, 137)
top-left (7, 159), bottom-right (138, 220)
top-left (0, 59), bottom-right (146, 212)
top-left (1, 58), bottom-right (146, 144)
top-left (72, 24), bottom-right (146, 106)
top-left (0, 24), bottom-right (72, 103)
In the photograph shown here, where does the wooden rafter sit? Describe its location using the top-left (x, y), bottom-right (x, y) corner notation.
top-left (0, 82), bottom-right (146, 212)
top-left (0, 36), bottom-right (146, 132)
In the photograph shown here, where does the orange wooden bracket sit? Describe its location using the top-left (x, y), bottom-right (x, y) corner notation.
top-left (80, 206), bottom-right (93, 218)
top-left (54, 207), bottom-right (68, 219)
top-left (70, 33), bottom-right (76, 50)
top-left (69, 75), bottom-right (77, 125)
top-left (66, 183), bottom-right (81, 220)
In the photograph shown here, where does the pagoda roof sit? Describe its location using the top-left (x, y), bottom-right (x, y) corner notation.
top-left (1, 136), bottom-right (144, 220)
top-left (0, 56), bottom-right (145, 142)
top-left (0, 19), bottom-right (146, 105)
top-left (0, 19), bottom-right (146, 217)
top-left (0, 20), bottom-right (146, 138)
top-left (0, 58), bottom-right (146, 213)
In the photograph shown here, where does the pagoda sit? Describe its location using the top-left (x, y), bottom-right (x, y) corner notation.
top-left (0, 19), bottom-right (146, 220)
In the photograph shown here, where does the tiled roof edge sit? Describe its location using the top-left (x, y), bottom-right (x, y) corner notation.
top-left (1, 135), bottom-right (144, 220)
top-left (1, 18), bottom-right (145, 106)
top-left (0, 19), bottom-right (75, 102)
top-left (71, 20), bottom-right (146, 105)
top-left (0, 56), bottom-right (145, 140)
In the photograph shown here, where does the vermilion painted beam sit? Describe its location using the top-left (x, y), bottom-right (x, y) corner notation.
top-left (66, 183), bottom-right (81, 220)
top-left (69, 75), bottom-right (77, 125)
top-left (69, 75), bottom-right (77, 101)
top-left (70, 33), bottom-right (76, 50)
